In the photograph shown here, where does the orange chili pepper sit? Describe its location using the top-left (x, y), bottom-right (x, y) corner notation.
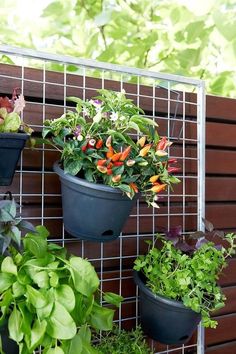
top-left (111, 152), bottom-right (122, 162)
top-left (106, 146), bottom-right (114, 159)
top-left (139, 144), bottom-right (152, 157)
top-left (150, 184), bottom-right (167, 193)
top-left (96, 139), bottom-right (103, 149)
top-left (120, 146), bottom-right (131, 161)
top-left (149, 175), bottom-right (159, 183)
top-left (130, 182), bottom-right (139, 193)
top-left (97, 159), bottom-right (107, 166)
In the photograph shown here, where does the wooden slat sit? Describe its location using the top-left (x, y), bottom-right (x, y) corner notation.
top-left (206, 341), bottom-right (236, 354)
top-left (205, 314), bottom-right (236, 346)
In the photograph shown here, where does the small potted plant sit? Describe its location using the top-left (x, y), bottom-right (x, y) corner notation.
top-left (0, 197), bottom-right (123, 354)
top-left (0, 88), bottom-right (33, 186)
top-left (94, 325), bottom-right (153, 354)
top-left (133, 221), bottom-right (236, 345)
top-left (43, 89), bottom-right (180, 242)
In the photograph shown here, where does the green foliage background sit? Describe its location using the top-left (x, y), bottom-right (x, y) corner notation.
top-left (1, 0), bottom-right (236, 97)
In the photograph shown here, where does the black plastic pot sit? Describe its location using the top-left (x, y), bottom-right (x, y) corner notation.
top-left (53, 161), bottom-right (137, 242)
top-left (133, 271), bottom-right (201, 345)
top-left (0, 322), bottom-right (18, 354)
top-left (0, 132), bottom-right (28, 186)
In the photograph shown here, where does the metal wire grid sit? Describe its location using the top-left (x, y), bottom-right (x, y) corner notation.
top-left (0, 45), bottom-right (205, 354)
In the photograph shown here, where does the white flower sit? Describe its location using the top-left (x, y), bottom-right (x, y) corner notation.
top-left (82, 107), bottom-right (89, 116)
top-left (13, 94), bottom-right (25, 114)
top-left (93, 111), bottom-right (102, 123)
top-left (77, 134), bottom-right (83, 141)
top-left (110, 112), bottom-right (119, 121)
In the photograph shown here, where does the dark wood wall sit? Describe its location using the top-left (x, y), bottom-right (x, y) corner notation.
top-left (0, 63), bottom-right (236, 353)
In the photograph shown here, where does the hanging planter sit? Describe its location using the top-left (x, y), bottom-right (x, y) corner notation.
top-left (43, 89), bottom-right (181, 242)
top-left (54, 161), bottom-right (137, 242)
top-left (0, 132), bottom-right (28, 185)
top-left (0, 88), bottom-right (33, 186)
top-left (133, 226), bottom-right (236, 345)
top-left (133, 271), bottom-right (201, 345)
top-left (0, 322), bottom-right (18, 354)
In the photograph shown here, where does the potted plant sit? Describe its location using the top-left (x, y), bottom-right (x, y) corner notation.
top-left (0, 88), bottom-right (33, 186)
top-left (133, 222), bottom-right (236, 345)
top-left (0, 197), bottom-right (123, 353)
top-left (94, 325), bottom-right (153, 354)
top-left (43, 89), bottom-right (180, 242)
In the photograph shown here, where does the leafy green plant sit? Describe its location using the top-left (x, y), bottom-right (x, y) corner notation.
top-left (0, 88), bottom-right (32, 134)
top-left (94, 326), bottom-right (153, 354)
top-left (0, 225), bottom-right (123, 354)
top-left (43, 89), bottom-right (180, 206)
top-left (134, 221), bottom-right (236, 328)
top-left (0, 194), bottom-right (35, 254)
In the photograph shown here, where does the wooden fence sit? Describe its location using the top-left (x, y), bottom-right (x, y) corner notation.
top-left (0, 63), bottom-right (236, 353)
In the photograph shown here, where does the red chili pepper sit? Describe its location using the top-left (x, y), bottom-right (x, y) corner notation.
top-left (107, 168), bottom-right (113, 175)
top-left (168, 167), bottom-right (181, 173)
top-left (107, 162), bottom-right (113, 169)
top-left (96, 139), bottom-right (103, 149)
top-left (168, 158), bottom-right (178, 164)
top-left (81, 144), bottom-right (87, 152)
top-left (87, 139), bottom-right (96, 148)
top-left (120, 146), bottom-right (131, 161)
top-left (113, 161), bottom-right (124, 166)
top-left (97, 159), bottom-right (107, 166)
top-left (157, 137), bottom-right (168, 151)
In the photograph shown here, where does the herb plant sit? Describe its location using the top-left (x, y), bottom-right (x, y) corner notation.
top-left (0, 225), bottom-right (123, 353)
top-left (0, 88), bottom-right (32, 134)
top-left (43, 89), bottom-right (180, 206)
top-left (94, 326), bottom-right (153, 354)
top-left (134, 221), bottom-right (236, 328)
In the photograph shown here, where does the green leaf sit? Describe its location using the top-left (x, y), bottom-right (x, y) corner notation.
top-left (23, 233), bottom-right (47, 258)
top-left (89, 305), bottom-right (114, 330)
top-left (54, 285), bottom-right (75, 312)
top-left (28, 319), bottom-right (47, 351)
top-left (68, 257), bottom-right (99, 297)
top-left (0, 273), bottom-right (14, 292)
top-left (46, 301), bottom-right (77, 340)
top-left (45, 347), bottom-right (65, 354)
top-left (1, 257), bottom-right (17, 275)
top-left (103, 292), bottom-right (123, 307)
top-left (12, 281), bottom-right (25, 298)
top-left (33, 271), bottom-right (49, 288)
top-left (26, 285), bottom-right (48, 309)
top-left (64, 159), bottom-right (82, 176)
top-left (8, 307), bottom-right (24, 343)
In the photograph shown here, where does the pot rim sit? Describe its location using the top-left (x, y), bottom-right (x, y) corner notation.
top-left (53, 160), bottom-right (131, 195)
top-left (133, 270), bottom-right (198, 311)
top-left (0, 132), bottom-right (29, 140)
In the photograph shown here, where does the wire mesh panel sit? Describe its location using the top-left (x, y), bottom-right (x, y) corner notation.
top-left (0, 45), bottom-right (205, 354)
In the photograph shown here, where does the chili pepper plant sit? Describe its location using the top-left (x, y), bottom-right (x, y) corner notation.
top-left (43, 89), bottom-right (180, 207)
top-left (0, 88), bottom-right (32, 134)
